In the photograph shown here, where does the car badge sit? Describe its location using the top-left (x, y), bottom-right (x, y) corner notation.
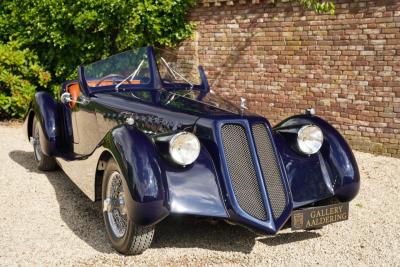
top-left (240, 97), bottom-right (248, 112)
top-left (305, 107), bottom-right (316, 116)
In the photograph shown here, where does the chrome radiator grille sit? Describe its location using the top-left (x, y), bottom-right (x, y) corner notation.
top-left (251, 124), bottom-right (287, 219)
top-left (221, 124), bottom-right (268, 221)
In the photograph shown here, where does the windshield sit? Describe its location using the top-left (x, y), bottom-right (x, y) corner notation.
top-left (82, 46), bottom-right (246, 114)
top-left (154, 48), bottom-right (201, 87)
top-left (83, 47), bottom-right (201, 91)
top-left (84, 47), bottom-right (150, 89)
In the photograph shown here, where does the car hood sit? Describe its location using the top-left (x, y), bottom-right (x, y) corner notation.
top-left (93, 90), bottom-right (255, 133)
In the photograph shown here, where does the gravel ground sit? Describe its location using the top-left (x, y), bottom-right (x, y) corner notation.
top-left (0, 125), bottom-right (399, 266)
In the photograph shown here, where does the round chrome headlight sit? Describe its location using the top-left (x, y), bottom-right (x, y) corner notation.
top-left (297, 125), bottom-right (323, 155)
top-left (169, 132), bottom-right (201, 166)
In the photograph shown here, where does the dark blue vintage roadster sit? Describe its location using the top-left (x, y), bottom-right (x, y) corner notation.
top-left (24, 47), bottom-right (360, 255)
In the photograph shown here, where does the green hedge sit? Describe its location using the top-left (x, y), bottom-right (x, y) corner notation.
top-left (0, 42), bottom-right (51, 118)
top-left (0, 0), bottom-right (196, 118)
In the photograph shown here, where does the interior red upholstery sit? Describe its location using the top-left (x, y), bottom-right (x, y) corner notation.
top-left (66, 79), bottom-right (142, 109)
top-left (86, 80), bottom-right (141, 87)
top-left (66, 83), bottom-right (80, 109)
top-left (87, 80), bottom-right (114, 87)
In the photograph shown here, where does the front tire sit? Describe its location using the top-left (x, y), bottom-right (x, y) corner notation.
top-left (32, 117), bottom-right (57, 171)
top-left (102, 159), bottom-right (155, 255)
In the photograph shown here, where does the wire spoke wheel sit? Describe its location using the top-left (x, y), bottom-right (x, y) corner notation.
top-left (104, 171), bottom-right (128, 238)
top-left (33, 127), bottom-right (42, 162)
top-left (102, 159), bottom-right (155, 255)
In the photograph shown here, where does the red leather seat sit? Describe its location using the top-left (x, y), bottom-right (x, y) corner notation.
top-left (66, 83), bottom-right (80, 108)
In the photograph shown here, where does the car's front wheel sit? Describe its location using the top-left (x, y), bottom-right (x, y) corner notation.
top-left (102, 159), bottom-right (155, 255)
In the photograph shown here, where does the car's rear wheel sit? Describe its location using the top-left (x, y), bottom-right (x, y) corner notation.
top-left (32, 117), bottom-right (57, 171)
top-left (102, 159), bottom-right (155, 255)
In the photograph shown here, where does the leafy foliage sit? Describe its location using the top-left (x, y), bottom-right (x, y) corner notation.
top-left (0, 0), bottom-right (196, 118)
top-left (296, 0), bottom-right (335, 14)
top-left (0, 42), bottom-right (51, 118)
top-left (0, 0), bottom-right (196, 83)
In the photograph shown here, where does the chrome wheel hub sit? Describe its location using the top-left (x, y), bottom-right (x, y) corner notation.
top-left (104, 171), bottom-right (128, 238)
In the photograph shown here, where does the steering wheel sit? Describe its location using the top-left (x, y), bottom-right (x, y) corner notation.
top-left (95, 74), bottom-right (129, 87)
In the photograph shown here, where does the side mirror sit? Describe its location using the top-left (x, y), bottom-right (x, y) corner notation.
top-left (197, 66), bottom-right (210, 101)
top-left (61, 92), bottom-right (72, 104)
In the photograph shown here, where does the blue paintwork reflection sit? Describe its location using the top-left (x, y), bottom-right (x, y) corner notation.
top-left (105, 125), bottom-right (169, 225)
top-left (110, 126), bottom-right (164, 201)
top-left (164, 146), bottom-right (227, 218)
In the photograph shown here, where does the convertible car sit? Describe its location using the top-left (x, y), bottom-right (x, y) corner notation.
top-left (23, 47), bottom-right (360, 255)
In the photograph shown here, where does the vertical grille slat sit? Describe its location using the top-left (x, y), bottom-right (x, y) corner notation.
top-left (221, 124), bottom-right (268, 221)
top-left (251, 124), bottom-right (287, 219)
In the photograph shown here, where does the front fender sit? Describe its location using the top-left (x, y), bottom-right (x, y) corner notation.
top-left (274, 115), bottom-right (360, 207)
top-left (102, 125), bottom-right (169, 226)
top-left (162, 144), bottom-right (228, 218)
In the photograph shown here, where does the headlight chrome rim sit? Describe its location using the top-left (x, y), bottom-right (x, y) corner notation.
top-left (169, 131), bottom-right (201, 166)
top-left (297, 125), bottom-right (323, 155)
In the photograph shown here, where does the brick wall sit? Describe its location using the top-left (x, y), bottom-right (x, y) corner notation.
top-left (179, 0), bottom-right (400, 157)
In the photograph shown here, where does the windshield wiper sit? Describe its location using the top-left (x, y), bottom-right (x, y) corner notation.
top-left (160, 57), bottom-right (193, 89)
top-left (115, 59), bottom-right (144, 91)
top-left (160, 57), bottom-right (178, 80)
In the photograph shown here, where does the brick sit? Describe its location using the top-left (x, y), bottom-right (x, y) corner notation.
top-left (187, 0), bottom-right (400, 158)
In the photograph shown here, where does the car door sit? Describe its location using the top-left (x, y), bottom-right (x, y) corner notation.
top-left (66, 82), bottom-right (101, 156)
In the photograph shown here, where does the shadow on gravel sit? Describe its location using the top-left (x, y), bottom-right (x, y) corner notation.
top-left (153, 216), bottom-right (257, 253)
top-left (10, 149), bottom-right (321, 255)
top-left (9, 150), bottom-right (113, 254)
top-left (258, 231), bottom-right (320, 246)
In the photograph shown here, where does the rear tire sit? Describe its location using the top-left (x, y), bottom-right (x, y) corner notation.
top-left (102, 158), bottom-right (155, 255)
top-left (32, 117), bottom-right (57, 171)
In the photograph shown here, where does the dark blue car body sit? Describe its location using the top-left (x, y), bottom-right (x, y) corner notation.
top-left (23, 47), bottom-right (360, 235)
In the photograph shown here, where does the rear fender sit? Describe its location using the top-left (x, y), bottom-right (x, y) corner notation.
top-left (23, 109), bottom-right (35, 141)
top-left (27, 92), bottom-right (61, 156)
top-left (102, 125), bottom-right (169, 226)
